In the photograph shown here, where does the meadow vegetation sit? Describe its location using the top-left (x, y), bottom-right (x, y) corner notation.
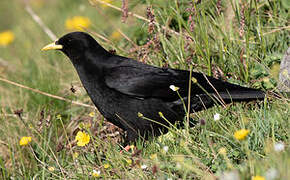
top-left (0, 0), bottom-right (289, 179)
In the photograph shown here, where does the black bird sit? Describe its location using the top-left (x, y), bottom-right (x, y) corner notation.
top-left (42, 32), bottom-right (265, 142)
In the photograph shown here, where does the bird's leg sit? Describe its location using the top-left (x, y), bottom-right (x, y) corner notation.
top-left (120, 145), bottom-right (131, 154)
top-left (119, 130), bottom-right (139, 153)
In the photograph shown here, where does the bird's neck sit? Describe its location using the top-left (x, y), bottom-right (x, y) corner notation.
top-left (73, 61), bottom-right (114, 119)
top-left (73, 58), bottom-right (103, 81)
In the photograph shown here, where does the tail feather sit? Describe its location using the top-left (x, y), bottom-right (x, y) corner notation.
top-left (216, 90), bottom-right (265, 102)
top-left (171, 89), bottom-right (265, 113)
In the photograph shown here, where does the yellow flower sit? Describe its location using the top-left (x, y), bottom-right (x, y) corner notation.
top-left (234, 129), bottom-right (250, 140)
top-left (218, 147), bottom-right (227, 155)
top-left (89, 111), bottom-right (95, 117)
top-left (48, 166), bottom-right (55, 172)
top-left (110, 31), bottom-right (121, 40)
top-left (104, 163), bottom-right (110, 169)
top-left (19, 136), bottom-right (32, 146)
top-left (150, 153), bottom-right (157, 160)
top-left (65, 16), bottom-right (91, 31)
top-left (0, 31), bottom-right (14, 46)
top-left (75, 131), bottom-right (90, 146)
top-left (73, 152), bottom-right (79, 159)
top-left (252, 175), bottom-right (265, 180)
top-left (126, 159), bottom-right (132, 165)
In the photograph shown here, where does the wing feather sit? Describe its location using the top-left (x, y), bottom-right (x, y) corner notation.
top-left (104, 66), bottom-right (188, 100)
top-left (104, 65), bottom-right (264, 101)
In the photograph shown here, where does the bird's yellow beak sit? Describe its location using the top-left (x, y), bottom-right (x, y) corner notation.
top-left (41, 41), bottom-right (63, 51)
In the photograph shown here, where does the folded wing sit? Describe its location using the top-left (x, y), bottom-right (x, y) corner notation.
top-left (104, 65), bottom-right (265, 103)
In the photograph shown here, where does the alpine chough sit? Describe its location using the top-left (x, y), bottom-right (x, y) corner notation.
top-left (42, 32), bottom-right (265, 142)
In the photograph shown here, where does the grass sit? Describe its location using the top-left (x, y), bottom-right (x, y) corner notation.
top-left (0, 0), bottom-right (289, 179)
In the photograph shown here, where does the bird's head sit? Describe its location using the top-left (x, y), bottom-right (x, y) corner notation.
top-left (42, 32), bottom-right (108, 63)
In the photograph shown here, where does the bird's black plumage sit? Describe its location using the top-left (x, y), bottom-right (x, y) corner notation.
top-left (43, 32), bottom-right (265, 142)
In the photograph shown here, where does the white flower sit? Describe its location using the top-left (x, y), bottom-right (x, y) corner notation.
top-left (219, 170), bottom-right (240, 180)
top-left (274, 142), bottom-right (285, 152)
top-left (214, 113), bottom-right (220, 121)
top-left (163, 146), bottom-right (169, 153)
top-left (92, 170), bottom-right (101, 177)
top-left (169, 85), bottom-right (180, 92)
top-left (176, 163), bottom-right (181, 169)
top-left (141, 164), bottom-right (147, 169)
top-left (265, 168), bottom-right (278, 180)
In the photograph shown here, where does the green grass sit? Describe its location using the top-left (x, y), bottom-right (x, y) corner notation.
top-left (0, 0), bottom-right (289, 179)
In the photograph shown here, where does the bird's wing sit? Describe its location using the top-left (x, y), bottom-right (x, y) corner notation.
top-left (104, 65), bottom-right (265, 101)
top-left (104, 65), bottom-right (189, 100)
